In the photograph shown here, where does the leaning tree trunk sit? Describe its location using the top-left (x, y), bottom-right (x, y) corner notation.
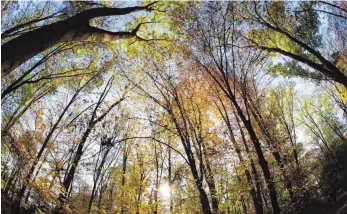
top-left (1, 3), bottom-right (157, 78)
top-left (225, 89), bottom-right (280, 214)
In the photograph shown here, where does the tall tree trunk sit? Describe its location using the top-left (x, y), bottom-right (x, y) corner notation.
top-left (14, 78), bottom-right (93, 210)
top-left (121, 143), bottom-right (128, 214)
top-left (168, 146), bottom-right (173, 213)
top-left (108, 182), bottom-right (115, 212)
top-left (199, 58), bottom-right (280, 213)
top-left (232, 106), bottom-right (264, 214)
top-left (202, 141), bottom-right (219, 213)
top-left (197, 186), bottom-right (213, 214)
top-left (25, 153), bottom-right (48, 204)
top-left (226, 91), bottom-right (280, 214)
top-left (57, 77), bottom-right (123, 212)
top-left (247, 98), bottom-right (296, 203)
top-left (216, 100), bottom-right (263, 214)
top-left (154, 142), bottom-right (159, 214)
top-left (60, 126), bottom-right (93, 206)
top-left (167, 105), bottom-right (212, 214)
top-left (1, 3), bottom-right (157, 78)
top-left (88, 146), bottom-right (111, 213)
top-left (187, 154), bottom-right (212, 214)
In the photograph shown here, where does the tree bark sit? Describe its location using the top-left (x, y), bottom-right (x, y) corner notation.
top-left (1, 3), bottom-right (157, 78)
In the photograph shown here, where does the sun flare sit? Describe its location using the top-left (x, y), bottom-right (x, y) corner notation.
top-left (159, 183), bottom-right (171, 198)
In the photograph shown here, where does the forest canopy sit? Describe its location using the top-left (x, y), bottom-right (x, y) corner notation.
top-left (1, 1), bottom-right (347, 214)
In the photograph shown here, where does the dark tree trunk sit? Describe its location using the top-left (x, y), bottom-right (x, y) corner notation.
top-left (1, 3), bottom-right (157, 78)
top-left (2, 19), bottom-right (85, 77)
top-left (186, 154), bottom-right (212, 214)
top-left (202, 141), bottom-right (219, 213)
top-left (121, 143), bottom-right (128, 214)
top-left (225, 89), bottom-right (280, 214)
top-left (168, 146), bottom-right (173, 212)
top-left (60, 126), bottom-right (92, 203)
top-left (233, 106), bottom-right (264, 214)
top-left (198, 57), bottom-right (280, 213)
top-left (14, 77), bottom-right (94, 209)
top-left (88, 146), bottom-right (111, 213)
top-left (58, 78), bottom-right (124, 211)
top-left (216, 100), bottom-right (263, 214)
top-left (247, 98), bottom-right (296, 204)
top-left (198, 186), bottom-right (213, 214)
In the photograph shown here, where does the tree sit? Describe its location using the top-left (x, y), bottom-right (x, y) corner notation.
top-left (2, 2), bottom-right (347, 214)
top-left (11, 71), bottom-right (101, 212)
top-left (1, 2), bottom-right (162, 78)
top-left (242, 1), bottom-right (347, 87)
top-left (58, 76), bottom-right (125, 212)
top-left (191, 2), bottom-right (280, 213)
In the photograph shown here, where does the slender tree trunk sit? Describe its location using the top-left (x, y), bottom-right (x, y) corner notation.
top-left (233, 106), bottom-right (264, 214)
top-left (25, 154), bottom-right (47, 204)
top-left (88, 182), bottom-right (97, 213)
top-left (248, 99), bottom-right (296, 203)
top-left (217, 100), bottom-right (263, 214)
top-left (15, 81), bottom-right (89, 209)
top-left (202, 142), bottom-right (219, 213)
top-left (168, 107), bottom-right (212, 214)
top-left (200, 56), bottom-right (280, 213)
top-left (97, 185), bottom-right (105, 210)
top-left (168, 146), bottom-right (173, 213)
top-left (108, 183), bottom-right (115, 212)
top-left (88, 147), bottom-right (110, 213)
top-left (226, 91), bottom-right (280, 214)
top-left (57, 78), bottom-right (123, 212)
top-left (59, 126), bottom-right (93, 205)
top-left (121, 143), bottom-right (128, 214)
top-left (135, 173), bottom-right (144, 214)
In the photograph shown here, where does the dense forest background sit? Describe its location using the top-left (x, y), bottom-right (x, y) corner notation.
top-left (1, 1), bottom-right (347, 214)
